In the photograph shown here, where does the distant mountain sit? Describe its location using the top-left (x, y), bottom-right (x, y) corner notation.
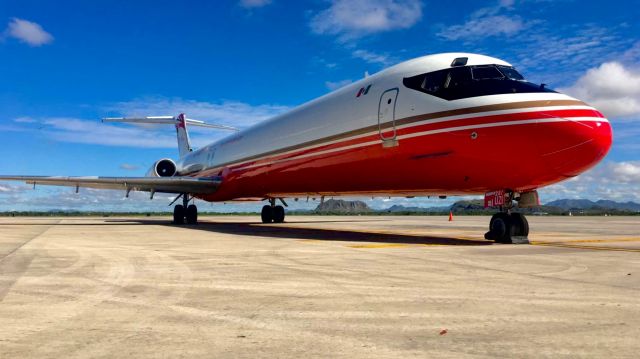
top-left (315, 199), bottom-right (371, 213)
top-left (545, 199), bottom-right (598, 210)
top-left (594, 200), bottom-right (640, 211)
top-left (450, 200), bottom-right (487, 212)
top-left (384, 204), bottom-right (449, 213)
top-left (309, 198), bottom-right (639, 215)
top-left (546, 199), bottom-right (640, 211)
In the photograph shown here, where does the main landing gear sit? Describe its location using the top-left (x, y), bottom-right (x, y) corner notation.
top-left (261, 198), bottom-right (286, 223)
top-left (484, 190), bottom-right (533, 244)
top-left (173, 193), bottom-right (198, 225)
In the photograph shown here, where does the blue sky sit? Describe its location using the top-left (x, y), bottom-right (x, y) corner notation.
top-left (1, 0), bottom-right (639, 211)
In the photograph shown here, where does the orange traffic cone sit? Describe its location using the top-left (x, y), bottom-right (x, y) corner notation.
top-left (448, 211), bottom-right (453, 221)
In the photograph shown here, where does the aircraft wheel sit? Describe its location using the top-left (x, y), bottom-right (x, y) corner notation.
top-left (273, 205), bottom-right (285, 223)
top-left (173, 205), bottom-right (185, 224)
top-left (486, 212), bottom-right (513, 243)
top-left (186, 204), bottom-right (198, 224)
top-left (509, 213), bottom-right (529, 237)
top-left (261, 205), bottom-right (274, 223)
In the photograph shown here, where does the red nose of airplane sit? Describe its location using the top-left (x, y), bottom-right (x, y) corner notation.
top-left (537, 109), bottom-right (612, 178)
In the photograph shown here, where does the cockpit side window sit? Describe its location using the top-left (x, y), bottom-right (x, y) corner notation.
top-left (403, 64), bottom-right (554, 101)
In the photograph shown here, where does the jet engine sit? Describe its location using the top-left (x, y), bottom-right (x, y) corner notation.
top-left (146, 158), bottom-right (177, 177)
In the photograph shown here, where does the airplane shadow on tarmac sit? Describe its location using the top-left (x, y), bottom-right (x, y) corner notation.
top-left (0, 218), bottom-right (491, 246)
top-left (159, 219), bottom-right (492, 246)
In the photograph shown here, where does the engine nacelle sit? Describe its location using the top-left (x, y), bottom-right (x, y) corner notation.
top-left (146, 158), bottom-right (177, 177)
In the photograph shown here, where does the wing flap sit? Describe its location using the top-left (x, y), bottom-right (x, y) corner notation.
top-left (0, 176), bottom-right (221, 194)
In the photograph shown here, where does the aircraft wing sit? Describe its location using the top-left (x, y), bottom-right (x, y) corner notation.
top-left (0, 175), bottom-right (222, 194)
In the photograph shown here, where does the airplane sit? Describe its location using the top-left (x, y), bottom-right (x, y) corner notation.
top-left (0, 53), bottom-right (612, 243)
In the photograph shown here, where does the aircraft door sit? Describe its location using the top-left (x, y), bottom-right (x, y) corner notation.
top-left (378, 88), bottom-right (399, 147)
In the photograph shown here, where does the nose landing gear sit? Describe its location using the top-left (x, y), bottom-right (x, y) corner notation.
top-left (485, 212), bottom-right (529, 243)
top-left (484, 190), bottom-right (533, 244)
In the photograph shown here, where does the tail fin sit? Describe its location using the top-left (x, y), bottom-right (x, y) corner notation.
top-left (175, 113), bottom-right (191, 158)
top-left (102, 114), bottom-right (238, 158)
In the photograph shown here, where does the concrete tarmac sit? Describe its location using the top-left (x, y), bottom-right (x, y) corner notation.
top-left (0, 215), bottom-right (639, 358)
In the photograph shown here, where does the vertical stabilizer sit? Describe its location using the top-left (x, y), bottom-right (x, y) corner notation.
top-left (175, 113), bottom-right (192, 158)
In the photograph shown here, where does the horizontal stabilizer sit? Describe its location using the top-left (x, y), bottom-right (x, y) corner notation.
top-left (102, 116), bottom-right (239, 131)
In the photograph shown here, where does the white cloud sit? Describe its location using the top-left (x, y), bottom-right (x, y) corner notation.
top-left (5, 18), bottom-right (53, 46)
top-left (310, 0), bottom-right (423, 40)
top-left (239, 0), bottom-right (271, 8)
top-left (311, 56), bottom-right (338, 70)
top-left (352, 49), bottom-right (393, 66)
top-left (11, 97), bottom-right (289, 149)
top-left (41, 117), bottom-right (176, 148)
top-left (0, 183), bottom-right (29, 194)
top-left (542, 161), bottom-right (640, 203)
top-left (621, 41), bottom-right (640, 64)
top-left (325, 79), bottom-right (353, 91)
top-left (437, 15), bottom-right (528, 41)
top-left (436, 0), bottom-right (531, 41)
top-left (470, 0), bottom-right (515, 18)
top-left (0, 185), bottom-right (180, 212)
top-left (495, 25), bottom-right (634, 85)
top-left (119, 163), bottom-right (140, 171)
top-left (13, 116), bottom-right (37, 123)
top-left (559, 62), bottom-right (640, 119)
top-left (107, 97), bottom-right (288, 129)
top-left (610, 161), bottom-right (640, 184)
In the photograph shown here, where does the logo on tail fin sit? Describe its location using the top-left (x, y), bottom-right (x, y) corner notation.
top-left (176, 113), bottom-right (187, 129)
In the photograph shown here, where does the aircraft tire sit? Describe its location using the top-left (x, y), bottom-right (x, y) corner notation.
top-left (488, 212), bottom-right (513, 243)
top-left (510, 213), bottom-right (529, 237)
top-left (273, 205), bottom-right (285, 223)
top-left (173, 205), bottom-right (185, 224)
top-left (186, 204), bottom-right (198, 224)
top-left (261, 205), bottom-right (274, 223)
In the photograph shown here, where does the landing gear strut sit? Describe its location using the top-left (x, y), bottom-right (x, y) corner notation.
top-left (173, 193), bottom-right (198, 225)
top-left (484, 191), bottom-right (530, 244)
top-left (261, 198), bottom-right (285, 223)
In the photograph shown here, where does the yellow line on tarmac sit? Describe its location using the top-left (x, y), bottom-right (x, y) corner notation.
top-left (534, 237), bottom-right (640, 244)
top-left (531, 242), bottom-right (640, 253)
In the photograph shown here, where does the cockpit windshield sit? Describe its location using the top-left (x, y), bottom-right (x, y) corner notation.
top-left (496, 65), bottom-right (524, 80)
top-left (472, 65), bottom-right (504, 80)
top-left (403, 64), bottom-right (553, 101)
